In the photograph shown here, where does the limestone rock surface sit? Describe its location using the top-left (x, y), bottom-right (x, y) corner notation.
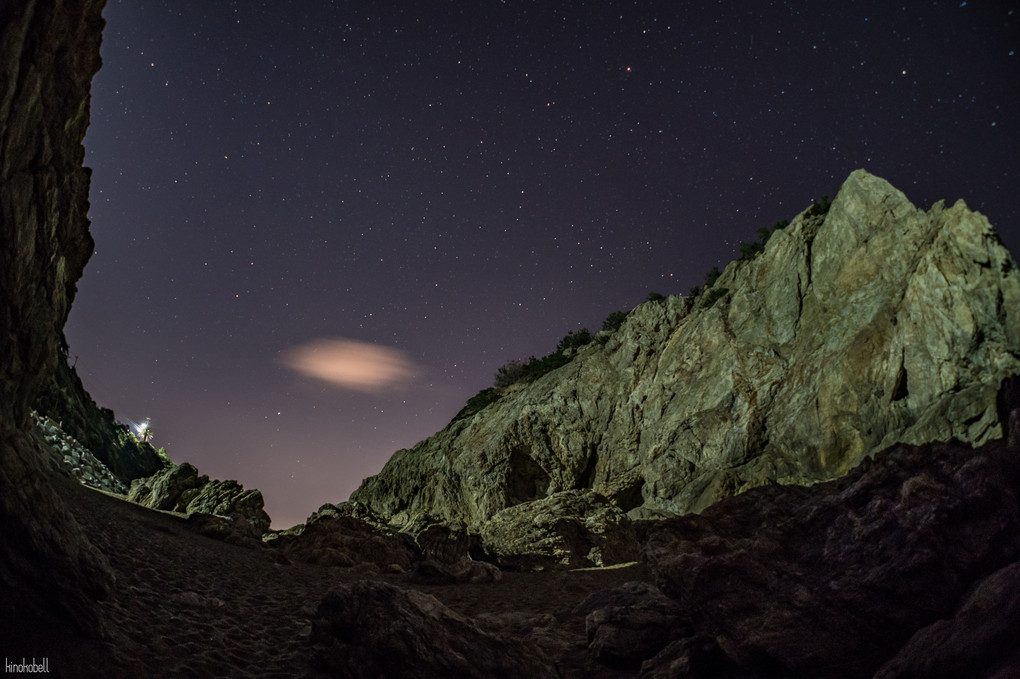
top-left (353, 169), bottom-right (1020, 535)
top-left (128, 462), bottom-right (271, 535)
top-left (479, 489), bottom-right (641, 570)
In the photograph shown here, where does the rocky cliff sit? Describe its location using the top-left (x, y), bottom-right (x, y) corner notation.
top-left (353, 170), bottom-right (1020, 536)
top-left (3, 1), bottom-right (1019, 673)
top-left (34, 356), bottom-right (167, 482)
top-left (0, 0), bottom-right (110, 651)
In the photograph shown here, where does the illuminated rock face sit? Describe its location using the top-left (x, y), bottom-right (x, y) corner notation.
top-left (353, 169), bottom-right (1020, 538)
top-left (127, 462), bottom-right (272, 535)
top-left (0, 0), bottom-right (110, 640)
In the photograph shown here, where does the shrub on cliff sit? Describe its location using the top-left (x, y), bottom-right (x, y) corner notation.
top-left (602, 310), bottom-right (628, 333)
top-left (453, 387), bottom-right (502, 421)
top-left (739, 220), bottom-right (790, 261)
top-left (810, 195), bottom-right (831, 215)
top-left (494, 359), bottom-right (527, 388)
top-left (556, 328), bottom-right (592, 353)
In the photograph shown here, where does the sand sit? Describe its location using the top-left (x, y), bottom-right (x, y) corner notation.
top-left (55, 484), bottom-right (652, 677)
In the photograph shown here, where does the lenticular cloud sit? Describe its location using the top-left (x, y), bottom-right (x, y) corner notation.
top-left (281, 338), bottom-right (418, 393)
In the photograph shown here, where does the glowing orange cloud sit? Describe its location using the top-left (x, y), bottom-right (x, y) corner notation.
top-left (280, 338), bottom-right (418, 393)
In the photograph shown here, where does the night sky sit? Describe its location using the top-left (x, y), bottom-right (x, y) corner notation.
top-left (66, 1), bottom-right (1019, 529)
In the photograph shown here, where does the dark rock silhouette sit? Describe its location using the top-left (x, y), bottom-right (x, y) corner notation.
top-left (308, 580), bottom-right (557, 678)
top-left (267, 502), bottom-right (420, 570)
top-left (0, 0), bottom-right (112, 662)
top-left (638, 378), bottom-right (1020, 678)
top-left (874, 559), bottom-right (1020, 678)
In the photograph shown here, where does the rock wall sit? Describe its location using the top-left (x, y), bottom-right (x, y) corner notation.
top-left (0, 0), bottom-right (110, 646)
top-left (353, 170), bottom-right (1020, 532)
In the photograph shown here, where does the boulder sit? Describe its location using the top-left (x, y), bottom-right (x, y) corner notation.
top-left (406, 558), bottom-right (502, 585)
top-left (183, 512), bottom-right (264, 547)
top-left (406, 522), bottom-right (501, 584)
top-left (308, 580), bottom-right (556, 678)
top-left (479, 489), bottom-right (641, 570)
top-left (268, 508), bottom-right (419, 570)
top-left (352, 170), bottom-right (1020, 532)
top-left (640, 386), bottom-right (1020, 678)
top-left (573, 581), bottom-right (684, 666)
top-left (640, 636), bottom-right (747, 679)
top-left (415, 522), bottom-right (472, 563)
top-left (128, 463), bottom-right (271, 534)
top-left (873, 559), bottom-right (1020, 678)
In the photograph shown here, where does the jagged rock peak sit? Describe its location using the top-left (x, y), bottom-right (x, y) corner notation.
top-left (128, 462), bottom-right (272, 535)
top-left (351, 169), bottom-right (1020, 537)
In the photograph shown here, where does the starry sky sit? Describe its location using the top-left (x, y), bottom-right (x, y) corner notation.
top-left (66, 1), bottom-right (1019, 529)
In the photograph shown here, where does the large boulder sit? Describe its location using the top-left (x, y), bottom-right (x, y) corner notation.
top-left (479, 489), bottom-right (641, 570)
top-left (573, 581), bottom-right (684, 666)
top-left (639, 382), bottom-right (1020, 678)
top-left (308, 580), bottom-right (556, 678)
top-left (406, 522), bottom-right (502, 584)
top-left (267, 503), bottom-right (419, 570)
top-left (128, 462), bottom-right (271, 535)
top-left (873, 559), bottom-right (1020, 678)
top-left (33, 411), bottom-right (129, 495)
top-left (352, 170), bottom-right (1020, 531)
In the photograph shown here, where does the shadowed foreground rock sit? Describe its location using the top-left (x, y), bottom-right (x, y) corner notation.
top-left (308, 580), bottom-right (557, 679)
top-left (573, 581), bottom-right (684, 666)
top-left (639, 380), bottom-right (1020, 678)
top-left (873, 560), bottom-right (1020, 678)
top-left (0, 0), bottom-right (113, 664)
top-left (268, 503), bottom-right (420, 570)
